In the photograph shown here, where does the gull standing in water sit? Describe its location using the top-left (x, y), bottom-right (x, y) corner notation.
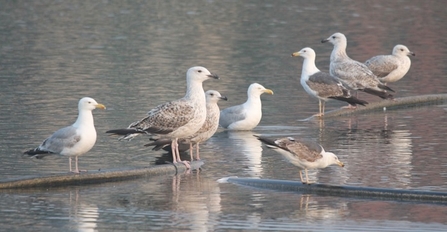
top-left (24, 97), bottom-right (106, 173)
top-left (219, 83), bottom-right (273, 130)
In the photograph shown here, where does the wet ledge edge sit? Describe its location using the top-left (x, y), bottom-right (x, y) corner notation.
top-left (226, 177), bottom-right (447, 204)
top-left (309, 93), bottom-right (447, 119)
top-left (0, 161), bottom-right (204, 190)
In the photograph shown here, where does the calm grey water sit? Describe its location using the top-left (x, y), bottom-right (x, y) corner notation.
top-left (1, 0), bottom-right (447, 231)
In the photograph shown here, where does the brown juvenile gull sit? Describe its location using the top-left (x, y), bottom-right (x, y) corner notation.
top-left (219, 83), bottom-right (273, 130)
top-left (292, 47), bottom-right (368, 117)
top-left (106, 66), bottom-right (219, 168)
top-left (144, 90), bottom-right (228, 161)
top-left (257, 136), bottom-right (344, 184)
top-left (321, 32), bottom-right (394, 101)
top-left (24, 97), bottom-right (106, 173)
top-left (365, 44), bottom-right (415, 84)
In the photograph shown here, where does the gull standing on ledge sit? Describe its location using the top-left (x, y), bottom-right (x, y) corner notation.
top-left (24, 97), bottom-right (106, 174)
top-left (256, 136), bottom-right (344, 184)
top-left (106, 66), bottom-right (219, 168)
top-left (219, 83), bottom-right (273, 130)
top-left (145, 90), bottom-right (228, 161)
top-left (292, 47), bottom-right (368, 117)
top-left (365, 44), bottom-right (415, 84)
top-left (322, 32), bottom-right (394, 101)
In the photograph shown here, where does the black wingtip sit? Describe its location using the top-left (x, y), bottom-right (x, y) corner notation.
top-left (330, 96), bottom-right (369, 106)
top-left (23, 149), bottom-right (54, 159)
top-left (363, 88), bottom-right (394, 100)
top-left (255, 136), bottom-right (278, 147)
top-left (379, 84), bottom-right (395, 93)
top-left (106, 128), bottom-right (139, 135)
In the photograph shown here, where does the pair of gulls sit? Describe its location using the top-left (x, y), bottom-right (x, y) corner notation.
top-left (23, 66), bottom-right (274, 173)
top-left (293, 32), bottom-right (415, 117)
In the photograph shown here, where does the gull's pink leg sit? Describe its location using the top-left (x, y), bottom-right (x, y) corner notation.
top-left (195, 143), bottom-right (200, 161)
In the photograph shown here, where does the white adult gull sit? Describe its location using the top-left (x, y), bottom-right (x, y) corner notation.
top-left (256, 136), bottom-right (344, 184)
top-left (144, 90), bottom-right (228, 161)
top-left (219, 83), bottom-right (273, 130)
top-left (292, 47), bottom-right (368, 117)
top-left (24, 97), bottom-right (106, 173)
top-left (106, 66), bottom-right (219, 168)
top-left (321, 32), bottom-right (394, 100)
top-left (365, 44), bottom-right (415, 84)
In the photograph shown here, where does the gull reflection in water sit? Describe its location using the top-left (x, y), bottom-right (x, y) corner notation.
top-left (319, 112), bottom-right (414, 188)
top-left (69, 189), bottom-right (99, 232)
top-left (226, 131), bottom-right (264, 177)
top-left (174, 174), bottom-right (222, 231)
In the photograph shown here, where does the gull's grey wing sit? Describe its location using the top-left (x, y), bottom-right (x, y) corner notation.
top-left (38, 126), bottom-right (81, 154)
top-left (365, 55), bottom-right (399, 78)
top-left (307, 71), bottom-right (345, 98)
top-left (219, 104), bottom-right (247, 128)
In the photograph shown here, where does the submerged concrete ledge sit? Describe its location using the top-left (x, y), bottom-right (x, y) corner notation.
top-left (306, 94), bottom-right (447, 120)
top-left (0, 161), bottom-right (204, 190)
top-left (225, 177), bottom-right (447, 204)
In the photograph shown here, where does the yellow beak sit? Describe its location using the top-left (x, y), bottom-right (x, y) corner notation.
top-left (264, 89), bottom-right (274, 95)
top-left (291, 51), bottom-right (300, 57)
top-left (337, 160), bottom-right (345, 167)
top-left (95, 103), bottom-right (106, 110)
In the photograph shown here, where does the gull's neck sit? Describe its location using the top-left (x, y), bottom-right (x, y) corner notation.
top-left (245, 92), bottom-right (262, 108)
top-left (331, 41), bottom-right (349, 62)
top-left (302, 56), bottom-right (320, 78)
top-left (73, 109), bottom-right (94, 129)
top-left (185, 79), bottom-right (206, 103)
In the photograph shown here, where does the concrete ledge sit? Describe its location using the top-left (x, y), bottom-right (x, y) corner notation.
top-left (305, 94), bottom-right (447, 120)
top-left (0, 161), bottom-right (204, 189)
top-left (225, 177), bottom-right (447, 204)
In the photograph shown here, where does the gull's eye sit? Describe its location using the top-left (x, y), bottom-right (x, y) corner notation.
top-left (400, 49), bottom-right (404, 51)
top-left (198, 70), bottom-right (202, 73)
top-left (332, 36), bottom-right (336, 39)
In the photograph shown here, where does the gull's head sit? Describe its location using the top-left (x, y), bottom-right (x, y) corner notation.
top-left (187, 66), bottom-right (219, 83)
top-left (205, 90), bottom-right (228, 104)
top-left (325, 152), bottom-right (344, 167)
top-left (248, 83), bottom-right (274, 97)
top-left (321, 32), bottom-right (346, 46)
top-left (291, 47), bottom-right (316, 60)
top-left (393, 44), bottom-right (415, 57)
top-left (79, 97), bottom-right (106, 111)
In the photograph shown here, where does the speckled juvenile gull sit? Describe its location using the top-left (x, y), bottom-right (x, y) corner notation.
top-left (322, 32), bottom-right (394, 100)
top-left (292, 47), bottom-right (368, 117)
top-left (257, 136), bottom-right (344, 184)
top-left (145, 90), bottom-right (227, 161)
top-left (24, 97), bottom-right (106, 173)
top-left (365, 44), bottom-right (415, 84)
top-left (219, 83), bottom-right (273, 130)
top-left (107, 66), bottom-right (219, 168)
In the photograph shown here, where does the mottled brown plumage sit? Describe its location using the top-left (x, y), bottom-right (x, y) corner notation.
top-left (257, 136), bottom-right (344, 184)
top-left (107, 66), bottom-right (219, 168)
top-left (322, 32), bottom-right (394, 100)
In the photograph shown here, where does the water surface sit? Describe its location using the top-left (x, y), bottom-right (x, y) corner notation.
top-left (1, 0), bottom-right (447, 231)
